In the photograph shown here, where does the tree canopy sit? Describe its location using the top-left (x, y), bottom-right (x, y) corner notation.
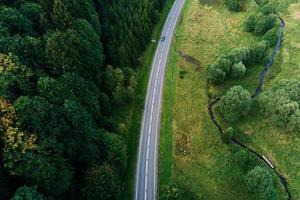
top-left (260, 79), bottom-right (300, 133)
top-left (0, 0), bottom-right (166, 198)
top-left (217, 86), bottom-right (253, 122)
top-left (245, 166), bottom-right (279, 200)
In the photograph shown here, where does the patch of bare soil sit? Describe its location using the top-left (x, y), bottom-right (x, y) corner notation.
top-left (179, 50), bottom-right (201, 71)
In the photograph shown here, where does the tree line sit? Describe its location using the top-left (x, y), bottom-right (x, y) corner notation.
top-left (0, 0), bottom-right (169, 199)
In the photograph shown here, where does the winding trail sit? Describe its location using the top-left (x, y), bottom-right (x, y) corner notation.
top-left (207, 6), bottom-right (292, 200)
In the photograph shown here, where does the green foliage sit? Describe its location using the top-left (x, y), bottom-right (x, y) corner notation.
top-left (218, 86), bottom-right (252, 122)
top-left (0, 0), bottom-right (168, 198)
top-left (0, 53), bottom-right (33, 101)
top-left (207, 48), bottom-right (251, 84)
top-left (207, 63), bottom-right (226, 84)
top-left (231, 62), bottom-right (246, 78)
top-left (244, 14), bottom-right (277, 35)
top-left (97, 0), bottom-right (166, 66)
top-left (3, 115), bottom-right (73, 195)
top-left (260, 3), bottom-right (276, 15)
top-left (52, 0), bottom-right (74, 29)
top-left (254, 14), bottom-right (277, 35)
top-left (233, 149), bottom-right (257, 173)
top-left (225, 0), bottom-right (241, 12)
top-left (103, 132), bottom-right (127, 176)
top-left (260, 79), bottom-right (300, 133)
top-left (0, 6), bottom-right (34, 36)
top-left (245, 166), bottom-right (279, 200)
top-left (12, 186), bottom-right (45, 200)
top-left (103, 65), bottom-right (137, 105)
top-left (81, 163), bottom-right (120, 200)
top-left (263, 27), bottom-right (279, 47)
top-left (46, 19), bottom-right (103, 82)
top-left (244, 15), bottom-right (257, 32)
top-left (19, 2), bottom-right (47, 34)
top-left (160, 182), bottom-right (184, 200)
top-left (252, 40), bottom-right (268, 63)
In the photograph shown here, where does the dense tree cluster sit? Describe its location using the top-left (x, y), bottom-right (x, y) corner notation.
top-left (224, 0), bottom-right (242, 12)
top-left (0, 0), bottom-right (167, 199)
top-left (244, 0), bottom-right (277, 36)
top-left (217, 85), bottom-right (252, 122)
top-left (12, 186), bottom-right (45, 200)
top-left (245, 166), bottom-right (279, 200)
top-left (97, 0), bottom-right (167, 67)
top-left (260, 79), bottom-right (300, 133)
top-left (208, 1), bottom-right (280, 85)
top-left (207, 48), bottom-right (252, 83)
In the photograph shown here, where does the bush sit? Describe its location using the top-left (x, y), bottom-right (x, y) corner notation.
top-left (12, 186), bottom-right (45, 200)
top-left (245, 166), bottom-right (279, 200)
top-left (233, 150), bottom-right (257, 173)
top-left (207, 63), bottom-right (226, 84)
top-left (245, 13), bottom-right (277, 36)
top-left (260, 79), bottom-right (300, 133)
top-left (225, 0), bottom-right (241, 12)
top-left (227, 47), bottom-right (252, 66)
top-left (217, 57), bottom-right (232, 74)
top-left (252, 40), bottom-right (268, 63)
top-left (263, 27), bottom-right (279, 47)
top-left (218, 85), bottom-right (252, 122)
top-left (244, 15), bottom-right (257, 32)
top-left (207, 48), bottom-right (251, 84)
top-left (231, 62), bottom-right (246, 78)
top-left (260, 3), bottom-right (276, 15)
top-left (160, 182), bottom-right (184, 200)
top-left (254, 14), bottom-right (276, 35)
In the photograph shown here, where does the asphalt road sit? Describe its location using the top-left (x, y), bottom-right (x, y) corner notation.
top-left (135, 0), bottom-right (185, 199)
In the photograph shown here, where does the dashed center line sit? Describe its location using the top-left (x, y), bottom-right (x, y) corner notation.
top-left (136, 0), bottom-right (185, 200)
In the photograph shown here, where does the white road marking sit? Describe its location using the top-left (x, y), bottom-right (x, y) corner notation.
top-left (135, 0), bottom-right (185, 199)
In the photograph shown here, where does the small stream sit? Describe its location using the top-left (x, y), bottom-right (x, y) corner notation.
top-left (207, 8), bottom-right (292, 200)
top-left (253, 17), bottom-right (286, 97)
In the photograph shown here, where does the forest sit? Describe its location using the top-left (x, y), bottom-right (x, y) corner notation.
top-left (0, 0), bottom-right (168, 199)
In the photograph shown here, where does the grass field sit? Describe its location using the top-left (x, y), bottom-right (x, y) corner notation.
top-left (159, 0), bottom-right (262, 199)
top-left (160, 0), bottom-right (300, 199)
top-left (236, 0), bottom-right (300, 198)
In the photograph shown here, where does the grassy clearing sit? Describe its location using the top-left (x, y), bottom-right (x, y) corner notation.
top-left (159, 0), bottom-right (267, 199)
top-left (118, 1), bottom-right (174, 199)
top-left (233, 0), bottom-right (300, 198)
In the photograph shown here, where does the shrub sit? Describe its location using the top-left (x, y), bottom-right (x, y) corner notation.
top-left (227, 47), bottom-right (252, 66)
top-left (252, 40), bottom-right (268, 63)
top-left (217, 57), bottom-right (232, 74)
top-left (260, 79), bottom-right (300, 133)
top-left (231, 62), bottom-right (246, 78)
top-left (233, 149), bottom-right (257, 173)
top-left (207, 48), bottom-right (252, 84)
top-left (218, 85), bottom-right (252, 122)
top-left (161, 182), bottom-right (184, 200)
top-left (207, 63), bottom-right (226, 84)
top-left (12, 186), bottom-right (45, 200)
top-left (260, 3), bottom-right (276, 15)
top-left (225, 0), bottom-right (241, 12)
top-left (254, 14), bottom-right (276, 35)
top-left (263, 27), bottom-right (279, 47)
top-left (245, 166), bottom-right (279, 200)
top-left (244, 15), bottom-right (257, 32)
